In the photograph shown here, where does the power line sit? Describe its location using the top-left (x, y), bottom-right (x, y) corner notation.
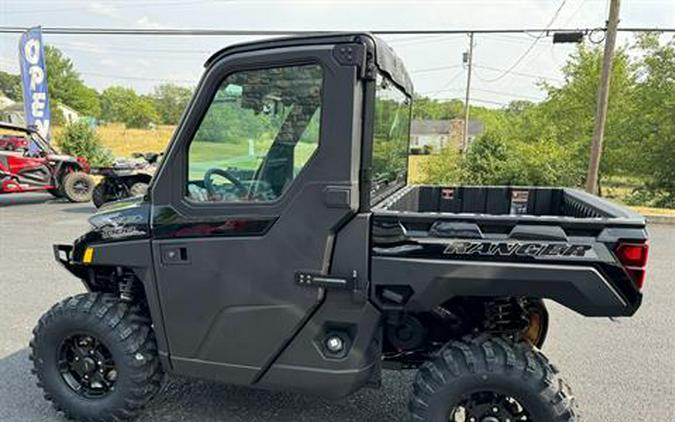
top-left (53, 41), bottom-right (212, 55)
top-left (2, 0), bottom-right (215, 15)
top-left (418, 86), bottom-right (543, 102)
top-left (473, 64), bottom-right (564, 83)
top-left (417, 69), bottom-right (467, 97)
top-left (471, 87), bottom-right (543, 101)
top-left (425, 96), bottom-right (510, 107)
top-left (386, 35), bottom-right (449, 44)
top-left (0, 26), bottom-right (672, 36)
top-left (2, 51), bottom-right (560, 86)
top-left (478, 34), bottom-right (553, 47)
top-left (409, 63), bottom-right (564, 82)
top-left (386, 35), bottom-right (464, 47)
top-left (80, 71), bottom-right (196, 84)
top-left (477, 0), bottom-right (570, 83)
top-left (409, 64), bottom-right (463, 75)
top-left (562, 0), bottom-right (589, 27)
top-left (468, 98), bottom-right (509, 106)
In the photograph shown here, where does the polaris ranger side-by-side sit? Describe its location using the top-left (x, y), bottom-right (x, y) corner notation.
top-left (32, 34), bottom-right (648, 422)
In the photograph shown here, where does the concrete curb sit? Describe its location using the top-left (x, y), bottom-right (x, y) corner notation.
top-left (643, 214), bottom-right (675, 225)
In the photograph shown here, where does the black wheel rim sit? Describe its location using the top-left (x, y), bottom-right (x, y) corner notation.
top-left (57, 334), bottom-right (117, 398)
top-left (449, 391), bottom-right (533, 422)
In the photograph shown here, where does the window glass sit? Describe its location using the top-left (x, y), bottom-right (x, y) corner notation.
top-left (371, 74), bottom-right (411, 202)
top-left (187, 64), bottom-right (323, 203)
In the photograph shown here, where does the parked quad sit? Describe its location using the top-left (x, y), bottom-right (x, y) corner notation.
top-left (0, 122), bottom-right (94, 202)
top-left (33, 34), bottom-right (648, 422)
top-left (91, 152), bottom-right (161, 208)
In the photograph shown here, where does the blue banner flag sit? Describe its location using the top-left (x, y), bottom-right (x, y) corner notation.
top-left (19, 26), bottom-right (51, 146)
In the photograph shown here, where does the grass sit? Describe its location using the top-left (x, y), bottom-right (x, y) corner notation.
top-left (630, 206), bottom-right (675, 216)
top-left (408, 155), bottom-right (429, 184)
top-left (54, 123), bottom-right (175, 157)
top-left (53, 123), bottom-right (318, 181)
top-left (187, 138), bottom-right (317, 180)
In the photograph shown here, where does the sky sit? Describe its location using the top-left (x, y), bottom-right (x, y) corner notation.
top-left (0, 0), bottom-right (673, 107)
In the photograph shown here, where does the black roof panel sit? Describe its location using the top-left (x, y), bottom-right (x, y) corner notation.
top-left (205, 32), bottom-right (413, 95)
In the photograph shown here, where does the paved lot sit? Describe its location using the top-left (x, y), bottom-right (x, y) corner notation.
top-left (0, 193), bottom-right (673, 421)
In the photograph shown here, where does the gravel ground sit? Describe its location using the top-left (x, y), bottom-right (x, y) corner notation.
top-left (0, 194), bottom-right (673, 421)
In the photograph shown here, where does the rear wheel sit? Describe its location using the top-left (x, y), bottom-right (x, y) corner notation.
top-left (5, 143), bottom-right (14, 151)
top-left (410, 335), bottom-right (578, 422)
top-left (61, 171), bottom-right (94, 203)
top-left (30, 293), bottom-right (164, 422)
top-left (92, 182), bottom-right (107, 208)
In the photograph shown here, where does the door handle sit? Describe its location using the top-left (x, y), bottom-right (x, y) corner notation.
top-left (160, 245), bottom-right (189, 265)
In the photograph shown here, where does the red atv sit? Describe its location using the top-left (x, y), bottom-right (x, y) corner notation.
top-left (0, 122), bottom-right (94, 202)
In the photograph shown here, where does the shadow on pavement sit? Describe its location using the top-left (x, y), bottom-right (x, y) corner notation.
top-left (0, 194), bottom-right (95, 215)
top-left (60, 206), bottom-right (96, 214)
top-left (0, 348), bottom-right (56, 421)
top-left (0, 348), bottom-right (411, 422)
top-left (0, 194), bottom-right (56, 208)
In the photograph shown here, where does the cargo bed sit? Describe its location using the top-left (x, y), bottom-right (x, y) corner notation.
top-left (370, 185), bottom-right (647, 317)
top-left (374, 185), bottom-right (645, 230)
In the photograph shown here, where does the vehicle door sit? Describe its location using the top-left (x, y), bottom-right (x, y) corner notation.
top-left (150, 41), bottom-right (363, 384)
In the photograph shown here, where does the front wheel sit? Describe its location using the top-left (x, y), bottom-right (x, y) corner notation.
top-left (30, 293), bottom-right (164, 421)
top-left (410, 335), bottom-right (578, 422)
top-left (128, 182), bottom-right (149, 198)
top-left (61, 171), bottom-right (94, 203)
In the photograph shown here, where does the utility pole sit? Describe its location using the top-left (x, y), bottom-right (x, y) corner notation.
top-left (586, 0), bottom-right (621, 194)
top-left (462, 32), bottom-right (474, 152)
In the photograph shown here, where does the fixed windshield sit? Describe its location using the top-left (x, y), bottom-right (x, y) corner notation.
top-left (371, 74), bottom-right (412, 203)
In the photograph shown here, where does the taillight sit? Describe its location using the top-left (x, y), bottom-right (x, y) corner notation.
top-left (615, 241), bottom-right (649, 289)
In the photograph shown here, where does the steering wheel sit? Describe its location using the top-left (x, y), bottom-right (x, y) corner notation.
top-left (203, 168), bottom-right (248, 198)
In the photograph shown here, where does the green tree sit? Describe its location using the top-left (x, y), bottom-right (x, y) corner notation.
top-left (0, 71), bottom-right (21, 101)
top-left (100, 86), bottom-right (159, 128)
top-left (413, 97), bottom-right (464, 120)
top-left (535, 43), bottom-right (637, 181)
top-left (152, 84), bottom-right (193, 125)
top-left (416, 42), bottom-right (640, 191)
top-left (626, 34), bottom-right (675, 207)
top-left (56, 120), bottom-right (112, 166)
top-left (131, 95), bottom-right (161, 129)
top-left (44, 46), bottom-right (101, 117)
top-left (419, 144), bottom-right (464, 185)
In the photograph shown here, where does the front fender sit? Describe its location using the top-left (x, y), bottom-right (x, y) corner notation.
top-left (53, 239), bottom-right (171, 369)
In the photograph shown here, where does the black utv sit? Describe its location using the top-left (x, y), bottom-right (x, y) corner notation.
top-left (91, 152), bottom-right (162, 208)
top-left (32, 33), bottom-right (649, 422)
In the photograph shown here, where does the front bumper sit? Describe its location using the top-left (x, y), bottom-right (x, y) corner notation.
top-left (53, 244), bottom-right (88, 280)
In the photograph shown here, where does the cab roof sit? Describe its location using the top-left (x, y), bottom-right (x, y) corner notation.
top-left (205, 32), bottom-right (413, 96)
